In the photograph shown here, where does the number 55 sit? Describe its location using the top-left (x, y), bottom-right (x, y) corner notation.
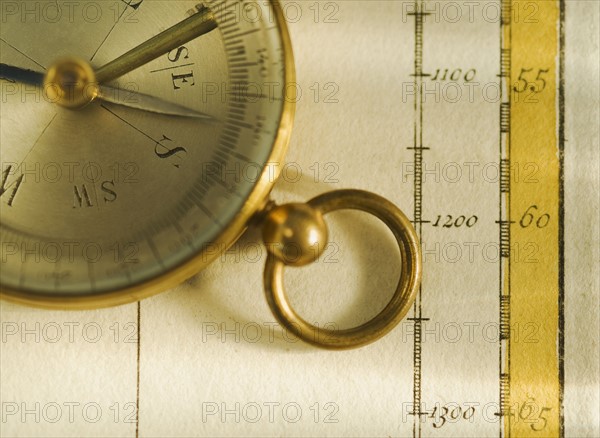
top-left (514, 68), bottom-right (550, 93)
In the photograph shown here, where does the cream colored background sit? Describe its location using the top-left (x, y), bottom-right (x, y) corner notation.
top-left (1, 1), bottom-right (599, 437)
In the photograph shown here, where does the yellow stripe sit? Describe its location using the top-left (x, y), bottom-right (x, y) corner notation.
top-left (505, 1), bottom-right (560, 436)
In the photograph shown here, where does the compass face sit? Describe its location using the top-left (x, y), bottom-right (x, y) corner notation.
top-left (0, 1), bottom-right (294, 303)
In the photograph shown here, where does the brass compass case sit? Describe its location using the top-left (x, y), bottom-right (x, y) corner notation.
top-left (0, 1), bottom-right (295, 308)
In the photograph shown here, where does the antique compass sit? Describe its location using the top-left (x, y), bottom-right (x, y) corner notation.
top-left (0, 1), bottom-right (420, 349)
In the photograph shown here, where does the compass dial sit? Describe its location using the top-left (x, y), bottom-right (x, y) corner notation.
top-left (0, 1), bottom-right (294, 305)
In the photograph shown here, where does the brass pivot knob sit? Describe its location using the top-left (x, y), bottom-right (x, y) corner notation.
top-left (44, 57), bottom-right (99, 109)
top-left (262, 202), bottom-right (328, 267)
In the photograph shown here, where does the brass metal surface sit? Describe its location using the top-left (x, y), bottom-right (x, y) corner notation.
top-left (43, 57), bottom-right (99, 108)
top-left (0, 1), bottom-right (296, 308)
top-left (262, 190), bottom-right (422, 349)
top-left (262, 203), bottom-right (328, 267)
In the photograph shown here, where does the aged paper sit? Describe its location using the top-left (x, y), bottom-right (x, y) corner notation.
top-left (1, 1), bottom-right (598, 437)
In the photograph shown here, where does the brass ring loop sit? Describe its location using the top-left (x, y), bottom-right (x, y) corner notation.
top-left (263, 189), bottom-right (422, 350)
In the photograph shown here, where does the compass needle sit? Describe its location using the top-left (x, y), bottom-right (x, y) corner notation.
top-left (0, 64), bottom-right (213, 119)
top-left (94, 7), bottom-right (218, 84)
top-left (98, 86), bottom-right (215, 120)
top-left (0, 63), bottom-right (45, 86)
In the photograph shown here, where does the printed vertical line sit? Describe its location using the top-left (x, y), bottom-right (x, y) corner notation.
top-left (498, 0), bottom-right (512, 435)
top-left (500, 159), bottom-right (511, 193)
top-left (500, 49), bottom-right (511, 78)
top-left (499, 221), bottom-right (511, 258)
top-left (500, 296), bottom-right (510, 340)
top-left (558, 0), bottom-right (566, 435)
top-left (501, 1), bottom-right (511, 25)
top-left (410, 3), bottom-right (425, 438)
top-left (500, 103), bottom-right (511, 133)
top-left (499, 372), bottom-right (510, 415)
top-left (136, 301), bottom-right (141, 438)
